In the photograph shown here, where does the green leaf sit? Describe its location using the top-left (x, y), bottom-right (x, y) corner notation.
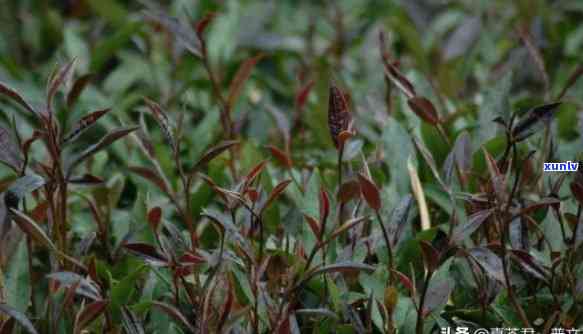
top-left (478, 70), bottom-right (513, 142)
top-left (4, 238), bottom-right (30, 312)
top-left (0, 303), bottom-right (38, 334)
top-left (90, 21), bottom-right (142, 72)
top-left (382, 116), bottom-right (415, 195)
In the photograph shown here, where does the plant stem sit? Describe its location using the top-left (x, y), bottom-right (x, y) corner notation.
top-left (415, 270), bottom-right (433, 334)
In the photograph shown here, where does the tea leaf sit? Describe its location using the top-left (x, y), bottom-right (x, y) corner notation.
top-left (67, 73), bottom-right (94, 109)
top-left (189, 140), bottom-right (239, 174)
top-left (47, 272), bottom-right (102, 300)
top-left (150, 301), bottom-right (196, 333)
top-left (358, 173), bottom-right (381, 211)
top-left (143, 10), bottom-right (201, 58)
top-left (512, 102), bottom-right (562, 142)
top-left (48, 59), bottom-right (76, 110)
top-left (0, 126), bottom-right (22, 171)
top-left (0, 81), bottom-right (37, 116)
top-left (73, 300), bottom-right (109, 334)
top-left (468, 247), bottom-right (505, 284)
top-left (421, 278), bottom-right (452, 318)
top-left (407, 96), bottom-right (439, 125)
top-left (67, 126), bottom-right (138, 176)
top-left (63, 108), bottom-right (111, 144)
top-left (451, 209), bottom-right (493, 244)
top-left (143, 98), bottom-right (176, 154)
top-left (0, 303), bottom-right (38, 334)
top-left (227, 54), bottom-right (264, 108)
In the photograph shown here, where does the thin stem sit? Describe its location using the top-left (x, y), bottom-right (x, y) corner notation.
top-left (415, 270), bottom-right (433, 334)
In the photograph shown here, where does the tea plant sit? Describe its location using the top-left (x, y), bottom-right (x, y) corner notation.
top-left (0, 1), bottom-right (582, 333)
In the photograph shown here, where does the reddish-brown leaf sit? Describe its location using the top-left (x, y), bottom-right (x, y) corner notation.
top-left (67, 73), bottom-right (94, 109)
top-left (328, 85), bottom-right (352, 149)
top-left (517, 25), bottom-right (549, 96)
top-left (266, 145), bottom-right (292, 168)
top-left (48, 59), bottom-right (76, 110)
top-left (63, 108), bottom-right (111, 144)
top-left (0, 125), bottom-right (22, 171)
top-left (68, 174), bottom-right (104, 185)
top-left (227, 54), bottom-right (264, 108)
top-left (189, 140), bottom-right (239, 174)
top-left (124, 242), bottom-right (168, 265)
top-left (357, 173), bottom-right (381, 211)
top-left (419, 241), bottom-right (440, 273)
top-left (243, 160), bottom-right (268, 191)
top-left (128, 166), bottom-right (169, 195)
top-left (0, 81), bottom-right (37, 116)
top-left (151, 301), bottom-right (196, 333)
top-left (147, 207), bottom-right (162, 231)
top-left (74, 300), bottom-right (109, 334)
top-left (295, 80), bottom-right (314, 110)
top-left (319, 188), bottom-right (330, 223)
top-left (144, 98), bottom-right (177, 154)
top-left (261, 179), bottom-right (292, 215)
top-left (217, 281), bottom-right (234, 332)
top-left (337, 179), bottom-right (361, 204)
top-left (391, 269), bottom-right (414, 292)
top-left (303, 214), bottom-right (321, 238)
top-left (67, 126), bottom-right (138, 176)
top-left (382, 61), bottom-right (416, 98)
top-left (195, 12), bottom-right (216, 37)
top-left (407, 96), bottom-right (439, 125)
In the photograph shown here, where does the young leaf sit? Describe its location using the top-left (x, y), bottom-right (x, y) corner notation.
top-left (0, 303), bottom-right (39, 334)
top-left (195, 12), bottom-right (215, 37)
top-left (63, 108), bottom-right (111, 144)
top-left (328, 84), bottom-right (352, 149)
top-left (266, 145), bottom-right (292, 168)
top-left (0, 81), bottom-right (37, 116)
top-left (511, 102), bottom-right (562, 142)
top-left (67, 126), bottom-right (138, 176)
top-left (421, 278), bottom-right (452, 318)
top-left (0, 126), bottom-right (22, 171)
top-left (303, 214), bottom-right (321, 238)
top-left (124, 243), bottom-right (168, 266)
top-left (337, 179), bottom-right (361, 204)
top-left (451, 209), bottom-right (493, 244)
top-left (517, 25), bottom-right (549, 96)
top-left (121, 307), bottom-right (146, 334)
top-left (358, 173), bottom-right (381, 211)
top-left (189, 140), bottom-right (239, 174)
top-left (48, 59), bottom-right (77, 110)
top-left (295, 80), bottom-right (314, 110)
top-left (67, 73), bottom-right (94, 109)
top-left (382, 61), bottom-right (416, 99)
top-left (305, 262), bottom-right (375, 281)
top-left (147, 207), bottom-right (162, 232)
top-left (46, 272), bottom-right (102, 300)
top-left (9, 208), bottom-right (57, 251)
top-left (73, 300), bottom-right (109, 334)
top-left (7, 174), bottom-right (45, 201)
top-left (151, 301), bottom-right (196, 333)
top-left (128, 166), bottom-right (170, 195)
top-left (227, 54), bottom-right (264, 109)
top-left (419, 241), bottom-right (440, 273)
top-left (143, 10), bottom-right (201, 58)
top-left (243, 160), bottom-right (268, 191)
top-left (143, 98), bottom-right (176, 154)
top-left (260, 179), bottom-right (292, 215)
top-left (468, 247), bottom-right (505, 284)
top-left (327, 216), bottom-right (369, 243)
top-left (68, 174), bottom-right (104, 185)
top-left (407, 96), bottom-right (439, 125)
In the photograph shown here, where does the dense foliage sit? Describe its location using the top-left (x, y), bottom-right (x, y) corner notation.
top-left (1, 1), bottom-right (583, 333)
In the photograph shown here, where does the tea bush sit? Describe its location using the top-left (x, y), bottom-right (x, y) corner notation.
top-left (0, 1), bottom-right (582, 333)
